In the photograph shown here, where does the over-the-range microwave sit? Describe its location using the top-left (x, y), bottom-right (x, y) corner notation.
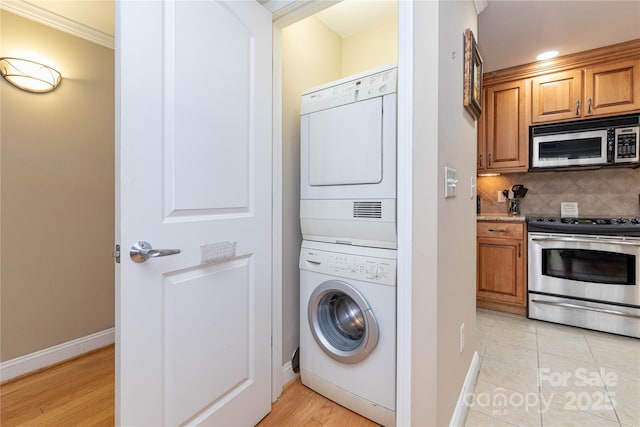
top-left (530, 114), bottom-right (640, 170)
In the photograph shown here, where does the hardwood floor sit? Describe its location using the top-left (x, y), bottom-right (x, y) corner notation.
top-left (257, 379), bottom-right (379, 427)
top-left (0, 345), bottom-right (376, 426)
top-left (0, 345), bottom-right (114, 426)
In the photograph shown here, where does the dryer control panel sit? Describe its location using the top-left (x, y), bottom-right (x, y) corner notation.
top-left (299, 244), bottom-right (397, 287)
top-left (300, 65), bottom-right (397, 115)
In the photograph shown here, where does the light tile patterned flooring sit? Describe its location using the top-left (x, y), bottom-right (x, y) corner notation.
top-left (465, 309), bottom-right (640, 427)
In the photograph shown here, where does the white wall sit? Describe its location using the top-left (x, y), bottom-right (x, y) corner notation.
top-left (410, 1), bottom-right (478, 424)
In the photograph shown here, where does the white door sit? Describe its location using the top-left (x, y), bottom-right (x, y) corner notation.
top-left (115, 1), bottom-right (272, 425)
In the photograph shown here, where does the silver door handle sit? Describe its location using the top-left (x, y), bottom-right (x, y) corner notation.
top-left (130, 241), bottom-right (181, 263)
top-left (531, 299), bottom-right (640, 319)
top-left (530, 237), bottom-right (640, 246)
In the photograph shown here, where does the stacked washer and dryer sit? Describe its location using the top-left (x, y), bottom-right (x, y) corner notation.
top-left (299, 64), bottom-right (398, 426)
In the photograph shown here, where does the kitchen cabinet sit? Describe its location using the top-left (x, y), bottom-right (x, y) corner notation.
top-left (585, 59), bottom-right (640, 117)
top-left (531, 69), bottom-right (583, 123)
top-left (477, 80), bottom-right (529, 173)
top-left (531, 59), bottom-right (640, 123)
top-left (476, 221), bottom-right (526, 315)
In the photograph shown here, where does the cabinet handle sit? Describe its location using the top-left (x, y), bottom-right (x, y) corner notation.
top-left (488, 228), bottom-right (506, 232)
top-left (488, 153), bottom-right (492, 166)
top-left (479, 154), bottom-right (483, 167)
top-left (575, 100), bottom-right (580, 115)
top-left (518, 242), bottom-right (522, 258)
top-left (587, 97), bottom-right (592, 114)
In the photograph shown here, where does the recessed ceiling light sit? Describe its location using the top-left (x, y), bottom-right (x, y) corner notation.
top-left (536, 50), bottom-right (559, 61)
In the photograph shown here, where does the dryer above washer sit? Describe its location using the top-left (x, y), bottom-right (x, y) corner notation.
top-left (299, 65), bottom-right (398, 249)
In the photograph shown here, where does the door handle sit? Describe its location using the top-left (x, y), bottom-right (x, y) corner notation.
top-left (130, 241), bottom-right (181, 263)
top-left (575, 100), bottom-right (580, 115)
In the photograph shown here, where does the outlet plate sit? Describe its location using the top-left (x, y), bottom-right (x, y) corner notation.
top-left (497, 191), bottom-right (506, 203)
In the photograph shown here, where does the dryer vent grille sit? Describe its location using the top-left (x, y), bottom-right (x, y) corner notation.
top-left (353, 201), bottom-right (382, 219)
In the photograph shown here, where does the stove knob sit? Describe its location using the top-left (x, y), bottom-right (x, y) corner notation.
top-left (548, 218), bottom-right (556, 222)
top-left (535, 217), bottom-right (544, 222)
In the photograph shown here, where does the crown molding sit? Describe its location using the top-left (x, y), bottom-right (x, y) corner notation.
top-left (1, 0), bottom-right (114, 50)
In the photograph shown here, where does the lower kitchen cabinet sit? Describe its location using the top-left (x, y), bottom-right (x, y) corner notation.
top-left (476, 221), bottom-right (527, 315)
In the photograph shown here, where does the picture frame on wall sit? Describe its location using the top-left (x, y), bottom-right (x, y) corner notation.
top-left (463, 28), bottom-right (483, 120)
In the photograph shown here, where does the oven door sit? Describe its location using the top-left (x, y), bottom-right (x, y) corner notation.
top-left (528, 233), bottom-right (640, 307)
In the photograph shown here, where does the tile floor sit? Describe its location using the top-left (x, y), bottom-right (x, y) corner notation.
top-left (465, 309), bottom-right (640, 427)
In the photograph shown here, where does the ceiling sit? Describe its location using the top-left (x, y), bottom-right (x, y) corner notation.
top-left (478, 0), bottom-right (640, 72)
top-left (4, 0), bottom-right (640, 73)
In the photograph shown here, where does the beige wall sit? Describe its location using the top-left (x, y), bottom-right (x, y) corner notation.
top-left (411, 1), bottom-right (478, 424)
top-left (342, 15), bottom-right (398, 76)
top-left (478, 168), bottom-right (640, 216)
top-left (0, 11), bottom-right (115, 361)
top-left (280, 16), bottom-right (342, 365)
top-left (435, 1), bottom-right (478, 423)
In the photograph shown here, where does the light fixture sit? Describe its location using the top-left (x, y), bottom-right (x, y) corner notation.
top-left (478, 173), bottom-right (501, 177)
top-left (536, 50), bottom-right (559, 61)
top-left (0, 57), bottom-right (62, 93)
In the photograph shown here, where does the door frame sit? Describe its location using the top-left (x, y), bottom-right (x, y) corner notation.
top-left (268, 3), bottom-right (413, 425)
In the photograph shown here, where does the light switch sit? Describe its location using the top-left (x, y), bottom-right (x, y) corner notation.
top-left (470, 176), bottom-right (476, 199)
top-left (444, 167), bottom-right (457, 199)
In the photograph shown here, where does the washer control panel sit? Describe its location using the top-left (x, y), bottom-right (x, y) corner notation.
top-left (300, 246), bottom-right (396, 286)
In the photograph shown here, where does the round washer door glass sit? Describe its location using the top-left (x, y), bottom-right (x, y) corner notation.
top-left (308, 280), bottom-right (379, 364)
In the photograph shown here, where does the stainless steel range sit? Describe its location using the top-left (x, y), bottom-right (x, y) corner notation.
top-left (527, 217), bottom-right (640, 338)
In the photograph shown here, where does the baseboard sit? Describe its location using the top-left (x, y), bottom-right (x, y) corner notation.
top-left (0, 328), bottom-right (115, 382)
top-left (281, 360), bottom-right (298, 388)
top-left (449, 351), bottom-right (481, 427)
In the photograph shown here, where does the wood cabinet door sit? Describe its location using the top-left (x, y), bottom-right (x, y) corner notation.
top-left (477, 237), bottom-right (525, 306)
top-left (485, 80), bottom-right (528, 171)
top-left (531, 69), bottom-right (583, 123)
top-left (584, 59), bottom-right (640, 117)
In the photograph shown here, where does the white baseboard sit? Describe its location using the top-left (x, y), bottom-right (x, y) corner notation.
top-left (449, 351), bottom-right (481, 427)
top-left (282, 360), bottom-right (298, 387)
top-left (0, 328), bottom-right (115, 382)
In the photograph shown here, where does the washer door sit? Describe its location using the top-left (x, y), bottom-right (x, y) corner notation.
top-left (308, 280), bottom-right (379, 364)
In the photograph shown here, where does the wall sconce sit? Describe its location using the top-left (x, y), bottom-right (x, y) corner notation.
top-left (0, 57), bottom-right (62, 93)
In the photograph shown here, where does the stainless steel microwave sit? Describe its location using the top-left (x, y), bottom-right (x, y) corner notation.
top-left (530, 114), bottom-right (640, 170)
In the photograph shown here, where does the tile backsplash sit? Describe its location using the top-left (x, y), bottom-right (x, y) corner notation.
top-left (478, 168), bottom-right (640, 217)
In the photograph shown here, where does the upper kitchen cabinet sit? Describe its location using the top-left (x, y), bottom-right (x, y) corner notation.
top-left (532, 59), bottom-right (640, 123)
top-left (585, 59), bottom-right (640, 117)
top-left (478, 80), bottom-right (528, 173)
top-left (531, 69), bottom-right (583, 123)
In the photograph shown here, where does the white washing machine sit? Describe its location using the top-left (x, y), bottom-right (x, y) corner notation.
top-left (299, 240), bottom-right (396, 426)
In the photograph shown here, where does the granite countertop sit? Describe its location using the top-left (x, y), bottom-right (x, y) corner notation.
top-left (477, 213), bottom-right (526, 222)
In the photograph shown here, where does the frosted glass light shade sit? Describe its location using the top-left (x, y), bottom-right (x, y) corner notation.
top-left (0, 57), bottom-right (62, 93)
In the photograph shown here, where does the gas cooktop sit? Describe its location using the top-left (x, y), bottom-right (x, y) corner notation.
top-left (527, 216), bottom-right (640, 236)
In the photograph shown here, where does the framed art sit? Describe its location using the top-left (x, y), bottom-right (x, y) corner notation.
top-left (463, 28), bottom-right (483, 119)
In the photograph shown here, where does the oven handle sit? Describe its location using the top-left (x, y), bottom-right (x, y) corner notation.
top-left (530, 236), bottom-right (640, 246)
top-left (531, 299), bottom-right (640, 319)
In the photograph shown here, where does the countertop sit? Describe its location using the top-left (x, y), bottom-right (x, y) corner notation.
top-left (477, 213), bottom-right (526, 222)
